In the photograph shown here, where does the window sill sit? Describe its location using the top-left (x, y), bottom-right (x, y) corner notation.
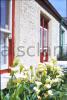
top-left (0, 69), bottom-right (11, 74)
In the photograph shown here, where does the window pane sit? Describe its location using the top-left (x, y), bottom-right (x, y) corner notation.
top-left (0, 33), bottom-right (8, 67)
top-left (0, 0), bottom-right (11, 69)
top-left (40, 27), bottom-right (43, 49)
top-left (44, 28), bottom-right (47, 48)
top-left (0, 0), bottom-right (9, 29)
top-left (61, 30), bottom-right (65, 46)
top-left (0, 33), bottom-right (1, 66)
top-left (0, 0), bottom-right (7, 28)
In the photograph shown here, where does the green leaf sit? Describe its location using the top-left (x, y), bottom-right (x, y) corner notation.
top-left (4, 94), bottom-right (10, 100)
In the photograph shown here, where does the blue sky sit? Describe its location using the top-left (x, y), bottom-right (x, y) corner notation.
top-left (49, 0), bottom-right (66, 17)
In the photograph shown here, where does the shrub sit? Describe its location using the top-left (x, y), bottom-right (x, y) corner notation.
top-left (0, 58), bottom-right (67, 100)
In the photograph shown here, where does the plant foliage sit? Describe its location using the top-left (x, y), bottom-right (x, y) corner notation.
top-left (0, 58), bottom-right (67, 100)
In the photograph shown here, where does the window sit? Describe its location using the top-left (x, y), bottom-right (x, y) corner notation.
top-left (0, 0), bottom-right (12, 70)
top-left (40, 14), bottom-right (49, 62)
top-left (40, 26), bottom-right (48, 62)
top-left (60, 29), bottom-right (65, 46)
top-left (40, 26), bottom-right (48, 51)
top-left (58, 28), bottom-right (65, 60)
top-left (60, 29), bottom-right (65, 57)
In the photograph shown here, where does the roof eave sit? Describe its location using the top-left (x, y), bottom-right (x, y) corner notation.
top-left (35, 0), bottom-right (67, 29)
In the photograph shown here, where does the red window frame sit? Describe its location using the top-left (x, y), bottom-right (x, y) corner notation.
top-left (40, 16), bottom-right (48, 62)
top-left (0, 0), bottom-right (15, 74)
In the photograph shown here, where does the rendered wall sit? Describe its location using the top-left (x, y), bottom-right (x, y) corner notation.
top-left (15, 0), bottom-right (40, 68)
top-left (15, 0), bottom-right (66, 67)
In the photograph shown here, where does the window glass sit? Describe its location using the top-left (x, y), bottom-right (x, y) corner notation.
top-left (44, 28), bottom-right (47, 48)
top-left (0, 0), bottom-right (7, 28)
top-left (0, 0), bottom-right (11, 69)
top-left (0, 0), bottom-right (9, 29)
top-left (61, 29), bottom-right (65, 46)
top-left (0, 33), bottom-right (8, 69)
top-left (40, 27), bottom-right (47, 49)
top-left (40, 27), bottom-right (43, 49)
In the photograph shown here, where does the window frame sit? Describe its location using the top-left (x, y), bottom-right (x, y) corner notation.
top-left (40, 14), bottom-right (49, 62)
top-left (0, 0), bottom-right (12, 70)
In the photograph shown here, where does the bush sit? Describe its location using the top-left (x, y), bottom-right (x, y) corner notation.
top-left (0, 58), bottom-right (67, 100)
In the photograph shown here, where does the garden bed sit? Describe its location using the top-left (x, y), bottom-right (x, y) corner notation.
top-left (0, 58), bottom-right (67, 100)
